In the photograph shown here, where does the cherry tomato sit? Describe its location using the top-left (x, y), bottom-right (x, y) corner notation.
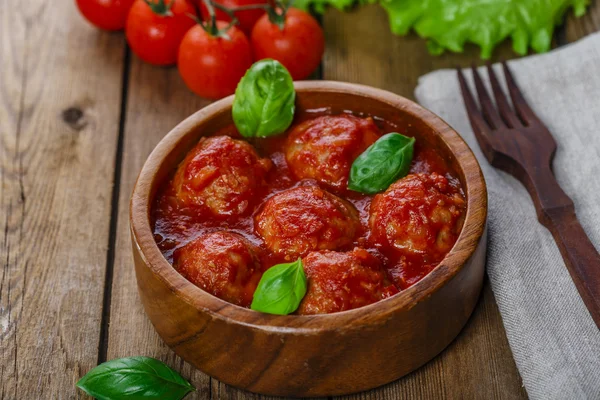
top-left (126, 0), bottom-right (196, 66)
top-left (76, 0), bottom-right (135, 31)
top-left (178, 21), bottom-right (253, 99)
top-left (199, 0), bottom-right (267, 35)
top-left (251, 8), bottom-right (324, 80)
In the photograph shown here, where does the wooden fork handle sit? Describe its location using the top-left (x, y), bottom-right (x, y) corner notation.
top-left (519, 165), bottom-right (600, 328)
top-left (541, 202), bottom-right (600, 329)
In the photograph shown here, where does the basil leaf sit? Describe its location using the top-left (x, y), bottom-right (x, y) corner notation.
top-left (251, 258), bottom-right (307, 315)
top-left (76, 357), bottom-right (194, 400)
top-left (232, 59), bottom-right (296, 138)
top-left (348, 133), bottom-right (415, 194)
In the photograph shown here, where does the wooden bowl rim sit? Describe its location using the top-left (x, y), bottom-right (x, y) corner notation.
top-left (130, 81), bottom-right (487, 333)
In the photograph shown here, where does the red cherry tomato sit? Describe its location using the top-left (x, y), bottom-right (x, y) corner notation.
top-left (199, 0), bottom-right (267, 35)
top-left (178, 21), bottom-right (253, 100)
top-left (76, 0), bottom-right (135, 31)
top-left (126, 0), bottom-right (196, 66)
top-left (251, 8), bottom-right (324, 80)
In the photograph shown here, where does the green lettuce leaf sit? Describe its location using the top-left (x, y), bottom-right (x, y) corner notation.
top-left (296, 0), bottom-right (589, 59)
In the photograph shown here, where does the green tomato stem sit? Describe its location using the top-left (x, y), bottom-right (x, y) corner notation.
top-left (193, 0), bottom-right (290, 33)
top-left (144, 0), bottom-right (174, 16)
top-left (202, 0), bottom-right (218, 35)
top-left (194, 0), bottom-right (238, 39)
top-left (266, 6), bottom-right (286, 30)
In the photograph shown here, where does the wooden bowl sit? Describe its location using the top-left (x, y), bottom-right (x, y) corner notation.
top-left (130, 81), bottom-right (487, 397)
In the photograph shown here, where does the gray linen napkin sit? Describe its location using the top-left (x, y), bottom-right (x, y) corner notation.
top-left (415, 32), bottom-right (600, 399)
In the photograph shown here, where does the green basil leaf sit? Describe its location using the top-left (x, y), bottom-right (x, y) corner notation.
top-left (348, 132), bottom-right (415, 194)
top-left (76, 357), bottom-right (194, 400)
top-left (232, 59), bottom-right (296, 138)
top-left (251, 258), bottom-right (307, 315)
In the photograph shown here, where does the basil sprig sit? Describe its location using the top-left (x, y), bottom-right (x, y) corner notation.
top-left (76, 357), bottom-right (194, 400)
top-left (251, 258), bottom-right (307, 315)
top-left (348, 132), bottom-right (415, 194)
top-left (232, 59), bottom-right (296, 138)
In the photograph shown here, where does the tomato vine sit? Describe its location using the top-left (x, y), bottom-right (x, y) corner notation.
top-left (191, 0), bottom-right (290, 35)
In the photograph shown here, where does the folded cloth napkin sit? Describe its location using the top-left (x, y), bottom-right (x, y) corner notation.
top-left (415, 32), bottom-right (600, 399)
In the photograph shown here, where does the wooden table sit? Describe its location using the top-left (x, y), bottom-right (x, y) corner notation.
top-left (1, 1), bottom-right (599, 398)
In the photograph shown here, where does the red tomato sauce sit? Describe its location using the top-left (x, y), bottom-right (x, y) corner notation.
top-left (152, 110), bottom-right (465, 310)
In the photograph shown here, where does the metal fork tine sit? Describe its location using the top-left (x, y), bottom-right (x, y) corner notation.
top-left (457, 68), bottom-right (494, 154)
top-left (502, 62), bottom-right (540, 125)
top-left (471, 65), bottom-right (505, 130)
top-left (486, 63), bottom-right (521, 128)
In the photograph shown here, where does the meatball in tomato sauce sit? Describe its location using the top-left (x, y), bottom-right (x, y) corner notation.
top-left (255, 186), bottom-right (360, 261)
top-left (173, 136), bottom-right (272, 217)
top-left (369, 173), bottom-right (465, 287)
top-left (285, 114), bottom-right (380, 191)
top-left (297, 248), bottom-right (398, 315)
top-left (174, 231), bottom-right (262, 307)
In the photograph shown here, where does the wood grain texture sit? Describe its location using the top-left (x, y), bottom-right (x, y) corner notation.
top-left (321, 6), bottom-right (528, 400)
top-left (565, 0), bottom-right (600, 42)
top-left (321, 5), bottom-right (518, 101)
top-left (105, 56), bottom-right (213, 399)
top-left (0, 0), bottom-right (125, 398)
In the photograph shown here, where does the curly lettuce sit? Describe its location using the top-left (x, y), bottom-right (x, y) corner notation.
top-left (296, 0), bottom-right (589, 58)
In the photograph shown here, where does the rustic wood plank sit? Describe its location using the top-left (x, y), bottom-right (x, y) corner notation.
top-left (565, 0), bottom-right (600, 42)
top-left (322, 5), bottom-right (518, 101)
top-left (105, 56), bottom-right (214, 399)
top-left (0, 0), bottom-right (125, 398)
top-left (322, 5), bottom-right (527, 399)
top-left (214, 381), bottom-right (314, 400)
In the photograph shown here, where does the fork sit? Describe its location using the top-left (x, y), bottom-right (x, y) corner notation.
top-left (457, 62), bottom-right (600, 329)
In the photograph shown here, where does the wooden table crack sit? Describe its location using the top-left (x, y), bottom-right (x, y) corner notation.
top-left (97, 45), bottom-right (132, 365)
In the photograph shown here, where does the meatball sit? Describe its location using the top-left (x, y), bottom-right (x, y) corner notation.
top-left (297, 248), bottom-right (398, 315)
top-left (172, 135), bottom-right (272, 217)
top-left (285, 114), bottom-right (380, 191)
top-left (174, 231), bottom-right (262, 307)
top-left (255, 186), bottom-right (360, 261)
top-left (369, 173), bottom-right (465, 286)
